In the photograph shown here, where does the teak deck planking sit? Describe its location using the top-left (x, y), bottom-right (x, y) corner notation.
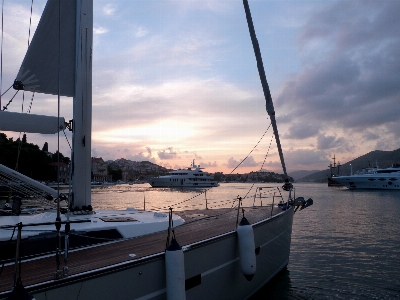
top-left (0, 206), bottom-right (278, 294)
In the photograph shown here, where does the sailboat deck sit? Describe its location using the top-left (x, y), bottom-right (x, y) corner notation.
top-left (0, 206), bottom-right (279, 295)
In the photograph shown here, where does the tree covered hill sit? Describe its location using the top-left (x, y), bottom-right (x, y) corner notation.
top-left (0, 133), bottom-right (70, 181)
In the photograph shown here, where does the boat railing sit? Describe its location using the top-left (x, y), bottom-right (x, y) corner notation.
top-left (1, 218), bottom-right (91, 288)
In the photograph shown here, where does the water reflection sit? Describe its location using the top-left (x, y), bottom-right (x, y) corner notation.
top-left (250, 268), bottom-right (310, 300)
top-left (90, 183), bottom-right (400, 299)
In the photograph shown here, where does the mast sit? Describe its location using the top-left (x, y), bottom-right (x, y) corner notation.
top-left (71, 0), bottom-right (93, 208)
top-left (242, 0), bottom-right (288, 177)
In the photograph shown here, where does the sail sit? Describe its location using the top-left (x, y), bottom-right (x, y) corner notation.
top-left (15, 0), bottom-right (76, 97)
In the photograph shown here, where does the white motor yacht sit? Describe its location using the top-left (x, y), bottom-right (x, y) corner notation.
top-left (148, 160), bottom-right (219, 188)
top-left (333, 164), bottom-right (400, 190)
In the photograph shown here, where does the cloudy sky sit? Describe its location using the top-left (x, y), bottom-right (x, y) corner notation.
top-left (1, 0), bottom-right (400, 175)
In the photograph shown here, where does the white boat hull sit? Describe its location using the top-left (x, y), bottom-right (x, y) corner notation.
top-left (333, 174), bottom-right (400, 190)
top-left (149, 179), bottom-right (219, 188)
top-left (10, 208), bottom-right (293, 300)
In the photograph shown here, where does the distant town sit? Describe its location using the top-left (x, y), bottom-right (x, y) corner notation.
top-left (95, 157), bottom-right (293, 183)
top-left (0, 133), bottom-right (292, 184)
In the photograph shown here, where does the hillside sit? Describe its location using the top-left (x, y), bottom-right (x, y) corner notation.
top-left (289, 170), bottom-right (320, 181)
top-left (297, 148), bottom-right (400, 183)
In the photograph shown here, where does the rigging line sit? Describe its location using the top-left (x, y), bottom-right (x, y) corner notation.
top-left (258, 133), bottom-right (274, 172)
top-left (0, 0), bottom-right (3, 108)
top-left (14, 0), bottom-right (35, 172)
top-left (28, 0), bottom-right (34, 47)
top-left (241, 183), bottom-right (256, 200)
top-left (15, 87), bottom-right (27, 171)
top-left (159, 186), bottom-right (214, 210)
top-left (14, 0), bottom-right (35, 170)
top-left (50, 0), bottom-right (63, 276)
top-left (63, 129), bottom-right (72, 150)
top-left (21, 91), bottom-right (25, 112)
top-left (229, 123), bottom-right (272, 175)
top-left (0, 84), bottom-right (11, 97)
top-left (14, 132), bottom-right (22, 171)
top-left (2, 89), bottom-right (19, 110)
top-left (27, 92), bottom-right (34, 113)
top-left (25, 0), bottom-right (35, 114)
top-left (162, 125), bottom-right (273, 210)
top-left (233, 131), bottom-right (273, 204)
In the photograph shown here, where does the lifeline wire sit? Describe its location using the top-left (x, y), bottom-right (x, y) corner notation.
top-left (155, 124), bottom-right (273, 211)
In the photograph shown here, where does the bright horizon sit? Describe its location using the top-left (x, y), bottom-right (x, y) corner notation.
top-left (2, 0), bottom-right (400, 175)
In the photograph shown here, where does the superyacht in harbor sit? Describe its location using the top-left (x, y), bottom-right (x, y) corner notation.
top-left (333, 164), bottom-right (400, 190)
top-left (148, 160), bottom-right (219, 188)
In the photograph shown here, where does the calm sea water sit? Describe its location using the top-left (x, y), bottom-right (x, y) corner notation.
top-left (91, 183), bottom-right (400, 299)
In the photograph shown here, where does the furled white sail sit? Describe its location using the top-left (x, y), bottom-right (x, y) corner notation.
top-left (0, 111), bottom-right (65, 134)
top-left (15, 0), bottom-right (76, 97)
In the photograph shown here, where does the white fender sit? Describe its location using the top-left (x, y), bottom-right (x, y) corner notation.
top-left (237, 217), bottom-right (256, 281)
top-left (165, 238), bottom-right (186, 300)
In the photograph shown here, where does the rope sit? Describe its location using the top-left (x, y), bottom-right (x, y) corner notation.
top-left (229, 123), bottom-right (271, 174)
top-left (154, 187), bottom-right (213, 210)
top-left (15, 0), bottom-right (36, 172)
top-left (230, 128), bottom-right (275, 206)
top-left (0, 0), bottom-right (3, 108)
top-left (258, 133), bottom-right (274, 172)
top-left (15, 133), bottom-right (22, 171)
top-left (27, 92), bottom-right (34, 113)
top-left (2, 90), bottom-right (19, 110)
top-left (152, 123), bottom-right (274, 212)
top-left (55, 0), bottom-right (62, 275)
top-left (28, 0), bottom-right (34, 46)
top-left (63, 129), bottom-right (72, 150)
top-left (0, 84), bottom-right (11, 97)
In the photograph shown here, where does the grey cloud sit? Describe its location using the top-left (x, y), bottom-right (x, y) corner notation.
top-left (126, 151), bottom-right (156, 163)
top-left (316, 135), bottom-right (336, 150)
top-left (145, 147), bottom-right (152, 157)
top-left (362, 131), bottom-right (379, 141)
top-left (284, 122), bottom-right (320, 140)
top-left (199, 161), bottom-right (217, 168)
top-left (277, 0), bottom-right (400, 140)
top-left (299, 1), bottom-right (400, 49)
top-left (158, 147), bottom-right (178, 160)
top-left (316, 134), bottom-right (349, 151)
top-left (226, 156), bottom-right (259, 169)
top-left (284, 149), bottom-right (329, 170)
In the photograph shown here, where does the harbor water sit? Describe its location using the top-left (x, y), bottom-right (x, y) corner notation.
top-left (91, 183), bottom-right (400, 299)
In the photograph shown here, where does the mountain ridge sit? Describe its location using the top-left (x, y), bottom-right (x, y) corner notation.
top-left (296, 148), bottom-right (400, 183)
